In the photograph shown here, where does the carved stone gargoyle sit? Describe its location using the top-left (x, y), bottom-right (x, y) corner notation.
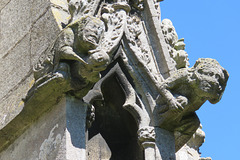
top-left (2, 0), bottom-right (228, 159)
top-left (154, 58), bottom-right (228, 151)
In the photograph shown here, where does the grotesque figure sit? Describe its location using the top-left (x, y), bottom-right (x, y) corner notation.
top-left (161, 19), bottom-right (178, 47)
top-left (131, 0), bottom-right (144, 10)
top-left (154, 58), bottom-right (229, 151)
top-left (176, 125), bottom-right (207, 160)
top-left (34, 16), bottom-right (110, 96)
top-left (161, 19), bottom-right (189, 69)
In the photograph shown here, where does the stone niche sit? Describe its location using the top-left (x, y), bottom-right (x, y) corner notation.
top-left (87, 73), bottom-right (144, 160)
top-left (0, 0), bottom-right (228, 160)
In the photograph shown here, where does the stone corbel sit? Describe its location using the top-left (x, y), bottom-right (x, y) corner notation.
top-left (138, 126), bottom-right (156, 159)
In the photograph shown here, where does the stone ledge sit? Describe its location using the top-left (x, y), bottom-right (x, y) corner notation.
top-left (0, 74), bottom-right (69, 152)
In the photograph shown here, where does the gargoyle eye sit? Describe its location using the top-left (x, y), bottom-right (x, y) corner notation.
top-left (209, 72), bottom-right (214, 76)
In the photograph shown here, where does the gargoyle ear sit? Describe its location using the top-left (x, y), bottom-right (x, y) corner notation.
top-left (218, 68), bottom-right (229, 91)
top-left (223, 69), bottom-right (229, 82)
top-left (222, 69), bottom-right (229, 87)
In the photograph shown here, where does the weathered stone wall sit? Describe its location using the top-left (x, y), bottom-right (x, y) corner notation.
top-left (0, 0), bottom-right (68, 130)
top-left (0, 98), bottom-right (66, 160)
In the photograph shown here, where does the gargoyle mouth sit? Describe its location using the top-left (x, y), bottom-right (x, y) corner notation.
top-left (209, 98), bottom-right (219, 104)
top-left (209, 93), bottom-right (222, 104)
top-left (92, 64), bottom-right (108, 72)
top-left (86, 35), bottom-right (98, 45)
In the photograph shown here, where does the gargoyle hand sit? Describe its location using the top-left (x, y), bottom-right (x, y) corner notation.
top-left (60, 46), bottom-right (88, 65)
top-left (87, 49), bottom-right (110, 71)
top-left (168, 98), bottom-right (184, 113)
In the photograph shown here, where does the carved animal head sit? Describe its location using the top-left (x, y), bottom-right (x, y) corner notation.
top-left (193, 58), bottom-right (229, 104)
top-left (161, 19), bottom-right (178, 47)
top-left (71, 16), bottom-right (105, 51)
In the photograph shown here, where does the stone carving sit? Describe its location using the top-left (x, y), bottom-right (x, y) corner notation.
top-left (86, 104), bottom-right (95, 128)
top-left (137, 126), bottom-right (156, 159)
top-left (68, 0), bottom-right (101, 23)
top-left (199, 158), bottom-right (212, 160)
top-left (33, 1), bottom-right (133, 98)
top-left (138, 126), bottom-right (156, 145)
top-left (66, 0), bottom-right (228, 159)
top-left (176, 125), bottom-right (209, 160)
top-left (155, 58), bottom-right (229, 151)
top-left (33, 15), bottom-right (110, 98)
top-left (100, 2), bottom-right (130, 55)
top-left (187, 125), bottom-right (205, 152)
top-left (125, 14), bottom-right (164, 83)
top-left (18, 0), bottom-right (229, 160)
top-left (161, 19), bottom-right (189, 69)
top-left (131, 0), bottom-right (144, 10)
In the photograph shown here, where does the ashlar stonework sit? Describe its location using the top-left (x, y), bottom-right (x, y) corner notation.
top-left (0, 0), bottom-right (228, 160)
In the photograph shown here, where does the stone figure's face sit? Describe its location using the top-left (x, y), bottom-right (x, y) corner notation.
top-left (194, 59), bottom-right (229, 104)
top-left (82, 18), bottom-right (105, 49)
top-left (161, 19), bottom-right (178, 46)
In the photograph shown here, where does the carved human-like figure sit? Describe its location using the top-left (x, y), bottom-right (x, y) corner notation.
top-left (161, 19), bottom-right (189, 69)
top-left (154, 58), bottom-right (229, 151)
top-left (34, 16), bottom-right (110, 95)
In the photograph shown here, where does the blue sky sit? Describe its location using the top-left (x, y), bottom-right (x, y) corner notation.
top-left (160, 0), bottom-right (240, 159)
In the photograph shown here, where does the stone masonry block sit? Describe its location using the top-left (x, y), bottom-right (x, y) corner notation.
top-left (0, 0), bottom-right (31, 58)
top-left (0, 73), bottom-right (34, 130)
top-left (30, 0), bottom-right (51, 23)
top-left (0, 0), bottom-right (11, 11)
top-left (0, 98), bottom-right (66, 160)
top-left (30, 8), bottom-right (61, 67)
top-left (0, 34), bottom-right (31, 100)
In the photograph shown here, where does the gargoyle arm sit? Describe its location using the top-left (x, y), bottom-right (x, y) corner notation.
top-left (58, 27), bottom-right (87, 65)
top-left (60, 46), bottom-right (87, 65)
top-left (157, 83), bottom-right (183, 113)
top-left (157, 70), bottom-right (189, 112)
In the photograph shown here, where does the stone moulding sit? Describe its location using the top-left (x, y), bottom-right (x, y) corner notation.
top-left (0, 0), bottom-right (229, 159)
